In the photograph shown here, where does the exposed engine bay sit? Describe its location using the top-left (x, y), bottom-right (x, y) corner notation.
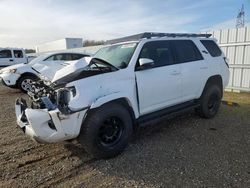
top-left (27, 80), bottom-right (57, 110)
top-left (26, 58), bottom-right (119, 115)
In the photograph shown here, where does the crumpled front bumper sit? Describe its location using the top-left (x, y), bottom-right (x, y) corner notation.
top-left (15, 98), bottom-right (87, 143)
top-left (0, 72), bottom-right (20, 86)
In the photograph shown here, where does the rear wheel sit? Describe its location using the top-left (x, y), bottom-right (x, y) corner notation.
top-left (17, 75), bottom-right (37, 93)
top-left (78, 102), bottom-right (133, 159)
top-left (196, 84), bottom-right (222, 118)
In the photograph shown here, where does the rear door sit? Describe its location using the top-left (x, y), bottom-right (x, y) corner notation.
top-left (0, 49), bottom-right (14, 67)
top-left (13, 50), bottom-right (26, 64)
top-left (135, 40), bottom-right (182, 115)
top-left (172, 40), bottom-right (208, 101)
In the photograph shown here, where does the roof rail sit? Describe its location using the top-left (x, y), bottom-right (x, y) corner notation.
top-left (105, 32), bottom-right (212, 44)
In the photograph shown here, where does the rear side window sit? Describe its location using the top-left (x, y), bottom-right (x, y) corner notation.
top-left (172, 40), bottom-right (203, 63)
top-left (0, 50), bottom-right (12, 58)
top-left (201, 40), bottom-right (222, 57)
top-left (45, 54), bottom-right (65, 61)
top-left (63, 54), bottom-right (86, 61)
top-left (63, 54), bottom-right (73, 61)
top-left (71, 54), bottom-right (86, 60)
top-left (139, 41), bottom-right (174, 67)
top-left (45, 53), bottom-right (87, 61)
top-left (14, 50), bottom-right (23, 58)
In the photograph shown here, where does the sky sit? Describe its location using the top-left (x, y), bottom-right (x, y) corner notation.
top-left (0, 0), bottom-right (249, 49)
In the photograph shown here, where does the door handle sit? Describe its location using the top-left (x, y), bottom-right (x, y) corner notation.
top-left (9, 59), bottom-right (14, 62)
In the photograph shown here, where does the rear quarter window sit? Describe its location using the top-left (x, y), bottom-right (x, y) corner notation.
top-left (200, 40), bottom-right (222, 57)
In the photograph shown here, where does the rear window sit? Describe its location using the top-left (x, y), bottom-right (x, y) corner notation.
top-left (172, 40), bottom-right (203, 64)
top-left (201, 40), bottom-right (222, 57)
top-left (14, 50), bottom-right (23, 58)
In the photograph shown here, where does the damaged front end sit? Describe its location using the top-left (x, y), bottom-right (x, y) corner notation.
top-left (15, 80), bottom-right (88, 143)
top-left (15, 57), bottom-right (118, 143)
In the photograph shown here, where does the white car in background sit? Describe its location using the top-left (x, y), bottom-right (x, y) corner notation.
top-left (0, 52), bottom-right (89, 92)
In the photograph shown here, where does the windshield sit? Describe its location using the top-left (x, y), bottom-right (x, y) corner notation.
top-left (94, 42), bottom-right (137, 68)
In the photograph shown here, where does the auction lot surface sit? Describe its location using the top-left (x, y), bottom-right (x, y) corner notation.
top-left (0, 84), bottom-right (249, 188)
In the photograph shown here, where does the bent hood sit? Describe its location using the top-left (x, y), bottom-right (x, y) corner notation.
top-left (51, 57), bottom-right (92, 82)
top-left (33, 57), bottom-right (91, 81)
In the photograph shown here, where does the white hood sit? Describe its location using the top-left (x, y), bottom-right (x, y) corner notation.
top-left (32, 57), bottom-right (90, 80)
top-left (51, 57), bottom-right (92, 82)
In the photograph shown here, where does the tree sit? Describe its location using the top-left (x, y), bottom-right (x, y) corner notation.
top-left (83, 40), bottom-right (105, 47)
top-left (25, 49), bottom-right (36, 53)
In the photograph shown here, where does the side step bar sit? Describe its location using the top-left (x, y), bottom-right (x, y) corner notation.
top-left (137, 100), bottom-right (200, 127)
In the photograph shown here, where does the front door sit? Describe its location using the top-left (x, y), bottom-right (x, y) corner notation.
top-left (135, 40), bottom-right (182, 115)
top-left (0, 49), bottom-right (14, 67)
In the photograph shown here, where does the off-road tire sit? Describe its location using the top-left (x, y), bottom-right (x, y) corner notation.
top-left (78, 102), bottom-right (133, 159)
top-left (196, 84), bottom-right (222, 118)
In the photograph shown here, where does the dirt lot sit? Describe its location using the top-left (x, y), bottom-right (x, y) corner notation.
top-left (0, 84), bottom-right (249, 188)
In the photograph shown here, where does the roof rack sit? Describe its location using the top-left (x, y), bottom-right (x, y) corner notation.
top-left (105, 32), bottom-right (212, 44)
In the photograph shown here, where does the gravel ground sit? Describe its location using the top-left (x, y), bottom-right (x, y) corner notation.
top-left (0, 84), bottom-right (249, 188)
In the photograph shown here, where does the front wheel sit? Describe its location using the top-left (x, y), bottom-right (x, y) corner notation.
top-left (78, 102), bottom-right (133, 159)
top-left (196, 85), bottom-right (222, 118)
top-left (17, 75), bottom-right (37, 93)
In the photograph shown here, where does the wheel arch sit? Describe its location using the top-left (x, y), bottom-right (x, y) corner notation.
top-left (89, 94), bottom-right (138, 127)
top-left (17, 72), bottom-right (39, 82)
top-left (201, 75), bottom-right (223, 98)
top-left (16, 72), bottom-right (39, 92)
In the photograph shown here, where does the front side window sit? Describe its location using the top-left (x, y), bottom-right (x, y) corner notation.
top-left (201, 40), bottom-right (222, 57)
top-left (14, 50), bottom-right (23, 58)
top-left (0, 50), bottom-right (12, 58)
top-left (138, 41), bottom-right (174, 68)
top-left (94, 42), bottom-right (137, 68)
top-left (173, 40), bottom-right (203, 63)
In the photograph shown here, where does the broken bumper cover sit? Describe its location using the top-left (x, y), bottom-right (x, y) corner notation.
top-left (15, 98), bottom-right (87, 143)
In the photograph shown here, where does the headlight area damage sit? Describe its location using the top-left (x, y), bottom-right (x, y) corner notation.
top-left (15, 81), bottom-right (88, 143)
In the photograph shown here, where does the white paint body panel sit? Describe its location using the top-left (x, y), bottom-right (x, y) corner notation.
top-left (0, 63), bottom-right (37, 86)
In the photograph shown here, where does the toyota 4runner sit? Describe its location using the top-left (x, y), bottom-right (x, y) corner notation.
top-left (15, 32), bottom-right (230, 159)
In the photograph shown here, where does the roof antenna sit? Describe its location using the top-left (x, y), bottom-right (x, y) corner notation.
top-left (236, 4), bottom-right (245, 28)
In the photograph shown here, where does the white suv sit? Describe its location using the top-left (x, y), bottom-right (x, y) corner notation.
top-left (15, 33), bottom-right (229, 159)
